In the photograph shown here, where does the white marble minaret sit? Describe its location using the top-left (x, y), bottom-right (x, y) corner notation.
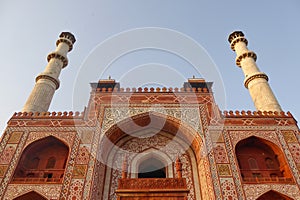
top-left (228, 31), bottom-right (282, 112)
top-left (22, 32), bottom-right (76, 112)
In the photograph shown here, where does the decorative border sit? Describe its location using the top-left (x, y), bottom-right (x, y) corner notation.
top-left (0, 130), bottom-right (29, 197)
top-left (4, 184), bottom-right (61, 199)
top-left (243, 184), bottom-right (300, 199)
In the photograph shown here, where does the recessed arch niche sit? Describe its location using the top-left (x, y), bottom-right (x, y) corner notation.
top-left (12, 136), bottom-right (69, 183)
top-left (13, 191), bottom-right (47, 200)
top-left (130, 148), bottom-right (173, 178)
top-left (101, 112), bottom-right (203, 200)
top-left (257, 190), bottom-right (293, 200)
top-left (235, 136), bottom-right (293, 183)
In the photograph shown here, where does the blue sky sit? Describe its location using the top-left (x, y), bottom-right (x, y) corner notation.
top-left (0, 1), bottom-right (299, 133)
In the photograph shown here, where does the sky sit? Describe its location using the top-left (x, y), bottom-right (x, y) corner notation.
top-left (0, 1), bottom-right (299, 134)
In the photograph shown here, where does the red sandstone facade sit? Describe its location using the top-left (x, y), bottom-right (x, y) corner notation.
top-left (0, 31), bottom-right (300, 199)
top-left (0, 78), bottom-right (299, 199)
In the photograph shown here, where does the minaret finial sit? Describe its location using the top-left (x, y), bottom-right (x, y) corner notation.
top-left (228, 31), bottom-right (282, 112)
top-left (22, 32), bottom-right (76, 112)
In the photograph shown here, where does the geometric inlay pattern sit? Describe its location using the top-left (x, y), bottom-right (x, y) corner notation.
top-left (73, 165), bottom-right (87, 179)
top-left (210, 131), bottom-right (224, 143)
top-left (220, 178), bottom-right (238, 199)
top-left (8, 132), bottom-right (23, 143)
top-left (0, 145), bottom-right (16, 164)
top-left (79, 130), bottom-right (94, 144)
top-left (243, 184), bottom-right (300, 199)
top-left (214, 144), bottom-right (229, 163)
top-left (76, 145), bottom-right (91, 165)
top-left (25, 131), bottom-right (75, 148)
top-left (282, 130), bottom-right (298, 143)
top-left (68, 179), bottom-right (84, 200)
top-left (288, 143), bottom-right (300, 163)
top-left (217, 164), bottom-right (232, 176)
top-left (229, 130), bottom-right (281, 148)
top-left (4, 184), bottom-right (61, 199)
top-left (101, 105), bottom-right (201, 135)
top-left (0, 165), bottom-right (8, 177)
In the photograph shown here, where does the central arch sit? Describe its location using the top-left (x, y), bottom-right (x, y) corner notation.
top-left (100, 112), bottom-right (204, 200)
top-left (101, 111), bottom-right (203, 162)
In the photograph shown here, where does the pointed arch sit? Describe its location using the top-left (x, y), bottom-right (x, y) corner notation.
top-left (12, 136), bottom-right (69, 183)
top-left (13, 191), bottom-right (47, 200)
top-left (98, 112), bottom-right (204, 199)
top-left (101, 112), bottom-right (203, 200)
top-left (130, 147), bottom-right (173, 178)
top-left (101, 111), bottom-right (203, 162)
top-left (257, 190), bottom-right (293, 200)
top-left (138, 157), bottom-right (166, 178)
top-left (235, 136), bottom-right (293, 183)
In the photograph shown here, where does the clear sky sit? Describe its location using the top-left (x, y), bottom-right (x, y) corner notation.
top-left (0, 1), bottom-right (299, 133)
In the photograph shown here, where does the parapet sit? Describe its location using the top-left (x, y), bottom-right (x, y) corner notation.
top-left (12, 111), bottom-right (85, 119)
top-left (223, 110), bottom-right (292, 118)
top-left (90, 77), bottom-right (213, 93)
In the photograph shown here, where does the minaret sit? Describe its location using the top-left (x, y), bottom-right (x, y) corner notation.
top-left (228, 31), bottom-right (282, 112)
top-left (22, 32), bottom-right (76, 112)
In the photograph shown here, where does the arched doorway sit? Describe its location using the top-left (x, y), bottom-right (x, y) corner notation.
top-left (12, 136), bottom-right (69, 183)
top-left (138, 157), bottom-right (166, 178)
top-left (235, 136), bottom-right (293, 183)
top-left (13, 191), bottom-right (47, 200)
top-left (102, 112), bottom-right (202, 200)
top-left (257, 190), bottom-right (293, 200)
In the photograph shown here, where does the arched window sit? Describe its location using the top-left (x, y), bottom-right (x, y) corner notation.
top-left (265, 157), bottom-right (275, 169)
top-left (248, 158), bottom-right (258, 169)
top-left (12, 136), bottom-right (69, 183)
top-left (235, 136), bottom-right (292, 183)
top-left (46, 157), bottom-right (56, 169)
top-left (138, 157), bottom-right (166, 178)
top-left (13, 191), bottom-right (47, 200)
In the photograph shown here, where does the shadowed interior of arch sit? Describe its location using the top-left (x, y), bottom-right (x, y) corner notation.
top-left (256, 190), bottom-right (293, 200)
top-left (13, 191), bottom-right (47, 200)
top-left (138, 157), bottom-right (166, 178)
top-left (12, 136), bottom-right (69, 183)
top-left (235, 136), bottom-right (293, 183)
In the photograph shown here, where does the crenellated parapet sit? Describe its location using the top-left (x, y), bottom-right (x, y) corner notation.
top-left (90, 77), bottom-right (212, 93)
top-left (93, 86), bottom-right (211, 93)
top-left (223, 110), bottom-right (292, 118)
top-left (222, 110), bottom-right (297, 126)
top-left (87, 78), bottom-right (214, 109)
top-left (12, 111), bottom-right (85, 119)
top-left (85, 78), bottom-right (217, 121)
top-left (6, 109), bottom-right (93, 127)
